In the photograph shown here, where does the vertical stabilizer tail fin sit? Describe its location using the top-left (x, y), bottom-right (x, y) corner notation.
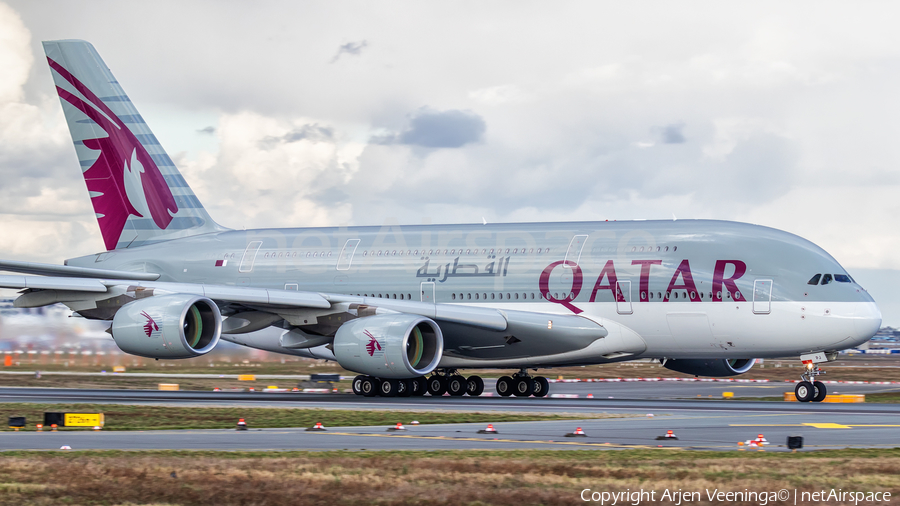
top-left (43, 39), bottom-right (225, 251)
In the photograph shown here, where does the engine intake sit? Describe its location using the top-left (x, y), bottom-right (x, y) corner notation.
top-left (663, 358), bottom-right (756, 377)
top-left (333, 314), bottom-right (443, 379)
top-left (111, 294), bottom-right (221, 359)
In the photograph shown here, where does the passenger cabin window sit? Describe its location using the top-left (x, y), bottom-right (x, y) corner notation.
top-left (821, 274), bottom-right (833, 285)
top-left (808, 274), bottom-right (821, 285)
top-left (835, 274), bottom-right (852, 283)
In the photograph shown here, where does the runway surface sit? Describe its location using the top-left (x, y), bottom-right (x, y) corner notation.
top-left (2, 386), bottom-right (900, 451)
top-left (3, 411), bottom-right (900, 452)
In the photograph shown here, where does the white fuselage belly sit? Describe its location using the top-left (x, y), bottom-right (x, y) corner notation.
top-left (433, 300), bottom-right (879, 368)
top-left (222, 300), bottom-right (879, 369)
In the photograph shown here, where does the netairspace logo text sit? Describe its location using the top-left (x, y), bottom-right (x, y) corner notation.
top-left (580, 488), bottom-right (892, 505)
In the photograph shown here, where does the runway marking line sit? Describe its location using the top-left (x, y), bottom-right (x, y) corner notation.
top-left (314, 432), bottom-right (682, 450)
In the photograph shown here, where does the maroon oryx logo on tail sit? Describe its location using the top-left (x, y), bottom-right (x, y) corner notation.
top-left (364, 330), bottom-right (382, 356)
top-left (47, 57), bottom-right (179, 251)
top-left (141, 311), bottom-right (159, 337)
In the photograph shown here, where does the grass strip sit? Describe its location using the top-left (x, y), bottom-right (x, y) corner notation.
top-left (0, 402), bottom-right (623, 431)
top-left (0, 449), bottom-right (899, 506)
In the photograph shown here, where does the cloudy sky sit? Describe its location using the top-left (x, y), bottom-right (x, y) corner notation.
top-left (2, 1), bottom-right (900, 324)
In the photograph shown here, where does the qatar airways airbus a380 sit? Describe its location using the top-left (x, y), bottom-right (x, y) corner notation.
top-left (0, 40), bottom-right (880, 402)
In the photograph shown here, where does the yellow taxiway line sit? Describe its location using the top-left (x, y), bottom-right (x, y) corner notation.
top-left (729, 423), bottom-right (900, 429)
top-left (315, 431), bottom-right (682, 450)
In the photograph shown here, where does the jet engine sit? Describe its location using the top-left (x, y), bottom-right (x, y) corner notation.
top-left (111, 294), bottom-right (222, 359)
top-left (333, 314), bottom-right (443, 379)
top-left (663, 358), bottom-right (756, 377)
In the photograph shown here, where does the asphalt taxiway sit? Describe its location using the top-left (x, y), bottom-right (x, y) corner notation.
top-left (2, 385), bottom-right (900, 451)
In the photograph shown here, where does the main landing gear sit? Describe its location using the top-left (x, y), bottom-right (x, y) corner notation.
top-left (427, 370), bottom-right (485, 397)
top-left (495, 370), bottom-right (549, 398)
top-left (351, 375), bottom-right (428, 398)
top-left (794, 354), bottom-right (829, 403)
top-left (350, 369), bottom-right (552, 397)
top-left (351, 372), bottom-right (483, 397)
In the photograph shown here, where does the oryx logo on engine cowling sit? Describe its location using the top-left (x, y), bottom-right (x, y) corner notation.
top-left (364, 330), bottom-right (383, 357)
top-left (141, 311), bottom-right (160, 338)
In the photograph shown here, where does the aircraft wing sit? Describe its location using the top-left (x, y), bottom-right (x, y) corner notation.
top-left (0, 274), bottom-right (509, 331)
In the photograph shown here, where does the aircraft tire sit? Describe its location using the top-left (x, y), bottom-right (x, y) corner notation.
top-left (496, 376), bottom-right (514, 397)
top-left (812, 381), bottom-right (827, 402)
top-left (397, 379), bottom-right (412, 397)
top-left (466, 375), bottom-right (485, 396)
top-left (795, 381), bottom-right (814, 402)
top-left (379, 378), bottom-right (399, 397)
top-left (513, 377), bottom-right (534, 397)
top-left (427, 375), bottom-right (447, 396)
top-left (447, 375), bottom-right (467, 396)
top-left (360, 376), bottom-right (378, 397)
top-left (352, 375), bottom-right (366, 395)
top-left (411, 376), bottom-right (428, 396)
top-left (532, 376), bottom-right (550, 397)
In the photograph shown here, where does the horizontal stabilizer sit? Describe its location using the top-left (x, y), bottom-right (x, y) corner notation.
top-left (0, 260), bottom-right (159, 281)
top-left (0, 275), bottom-right (109, 293)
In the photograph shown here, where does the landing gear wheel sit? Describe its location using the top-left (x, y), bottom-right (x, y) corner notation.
top-left (496, 376), bottom-right (514, 397)
top-left (514, 377), bottom-right (534, 397)
top-left (360, 376), bottom-right (377, 397)
top-left (447, 375), bottom-right (467, 396)
top-left (427, 375), bottom-right (447, 396)
top-left (812, 381), bottom-right (827, 402)
top-left (532, 376), bottom-right (549, 398)
top-left (795, 381), bottom-right (814, 402)
top-left (411, 376), bottom-right (428, 396)
top-left (466, 375), bottom-right (485, 396)
top-left (397, 379), bottom-right (412, 397)
top-left (379, 378), bottom-right (399, 397)
top-left (352, 375), bottom-right (366, 395)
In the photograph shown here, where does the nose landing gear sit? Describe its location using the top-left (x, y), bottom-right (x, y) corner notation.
top-left (795, 353), bottom-right (829, 402)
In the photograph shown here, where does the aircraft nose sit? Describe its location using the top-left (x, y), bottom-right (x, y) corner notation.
top-left (853, 302), bottom-right (882, 344)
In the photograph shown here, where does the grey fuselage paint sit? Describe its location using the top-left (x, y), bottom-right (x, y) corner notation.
top-left (66, 219), bottom-right (881, 368)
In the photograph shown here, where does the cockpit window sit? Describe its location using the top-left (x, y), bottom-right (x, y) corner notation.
top-left (807, 274), bottom-right (821, 285)
top-left (821, 274), bottom-right (833, 285)
top-left (834, 274), bottom-right (852, 283)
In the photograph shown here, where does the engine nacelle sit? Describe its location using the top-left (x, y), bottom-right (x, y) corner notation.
top-left (111, 294), bottom-right (222, 359)
top-left (333, 314), bottom-right (443, 379)
top-left (663, 358), bottom-right (756, 377)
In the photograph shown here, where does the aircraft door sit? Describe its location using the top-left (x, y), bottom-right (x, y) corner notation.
top-left (564, 234), bottom-right (589, 267)
top-left (753, 279), bottom-right (773, 314)
top-left (616, 280), bottom-right (633, 314)
top-left (239, 241), bottom-right (262, 273)
top-left (420, 282), bottom-right (435, 303)
top-left (336, 239), bottom-right (360, 270)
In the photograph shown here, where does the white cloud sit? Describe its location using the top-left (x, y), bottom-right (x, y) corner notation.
top-left (179, 111), bottom-right (361, 230)
top-left (0, 1), bottom-right (95, 264)
top-left (468, 85), bottom-right (534, 106)
top-left (0, 2), bottom-right (30, 103)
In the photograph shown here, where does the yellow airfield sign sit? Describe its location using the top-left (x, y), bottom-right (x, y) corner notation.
top-left (63, 413), bottom-right (105, 427)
